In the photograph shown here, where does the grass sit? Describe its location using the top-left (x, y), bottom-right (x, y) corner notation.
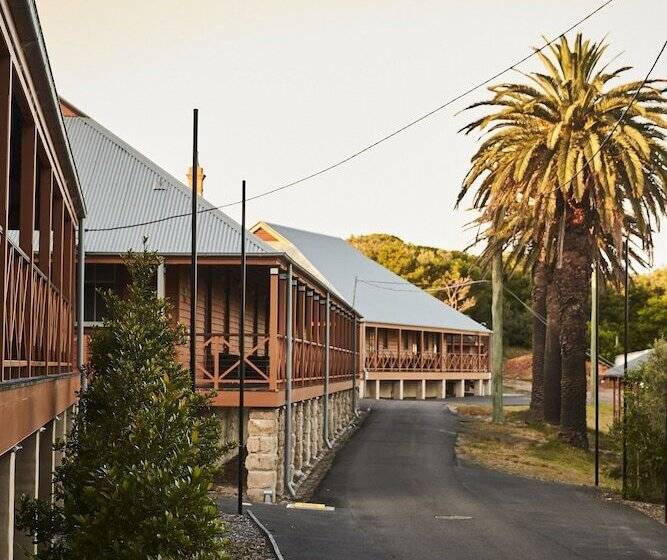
top-left (504, 346), bottom-right (531, 360)
top-left (455, 404), bottom-right (621, 492)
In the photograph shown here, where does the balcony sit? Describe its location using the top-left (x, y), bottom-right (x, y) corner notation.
top-left (2, 234), bottom-right (74, 382)
top-left (188, 331), bottom-right (355, 393)
top-left (364, 349), bottom-right (489, 373)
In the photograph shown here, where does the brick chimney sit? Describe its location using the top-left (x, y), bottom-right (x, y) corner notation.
top-left (186, 165), bottom-right (205, 195)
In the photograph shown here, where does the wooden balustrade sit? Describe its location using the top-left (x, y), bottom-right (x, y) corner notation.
top-left (365, 349), bottom-right (489, 373)
top-left (189, 330), bottom-right (355, 392)
top-left (2, 235), bottom-right (73, 381)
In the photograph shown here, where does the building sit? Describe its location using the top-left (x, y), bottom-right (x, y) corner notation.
top-left (0, 2), bottom-right (86, 558)
top-left (62, 106), bottom-right (358, 501)
top-left (251, 222), bottom-right (491, 400)
top-left (602, 349), bottom-right (654, 420)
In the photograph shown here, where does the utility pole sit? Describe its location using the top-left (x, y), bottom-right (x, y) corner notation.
top-left (491, 251), bottom-right (504, 423)
top-left (237, 180), bottom-right (246, 515)
top-left (190, 108), bottom-right (198, 392)
top-left (622, 235), bottom-right (628, 499)
top-left (591, 261), bottom-right (599, 486)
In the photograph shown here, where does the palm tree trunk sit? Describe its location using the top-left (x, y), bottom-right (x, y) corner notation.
top-left (542, 278), bottom-right (561, 424)
top-left (529, 258), bottom-right (547, 420)
top-left (554, 220), bottom-right (591, 449)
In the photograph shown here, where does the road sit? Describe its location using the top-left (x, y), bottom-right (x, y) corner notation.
top-left (248, 399), bottom-right (667, 560)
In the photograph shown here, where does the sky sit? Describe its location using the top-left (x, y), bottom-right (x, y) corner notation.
top-left (37, 0), bottom-right (667, 269)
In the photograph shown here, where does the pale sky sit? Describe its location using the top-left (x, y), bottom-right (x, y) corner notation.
top-left (37, 0), bottom-right (667, 269)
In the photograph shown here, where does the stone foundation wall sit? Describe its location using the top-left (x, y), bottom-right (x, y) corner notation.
top-left (242, 389), bottom-right (355, 502)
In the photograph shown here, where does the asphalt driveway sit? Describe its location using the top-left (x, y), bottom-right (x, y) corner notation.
top-left (246, 399), bottom-right (666, 560)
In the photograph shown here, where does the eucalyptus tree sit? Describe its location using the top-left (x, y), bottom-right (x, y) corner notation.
top-left (457, 34), bottom-right (667, 447)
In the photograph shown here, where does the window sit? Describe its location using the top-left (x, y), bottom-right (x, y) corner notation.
top-left (379, 329), bottom-right (388, 350)
top-left (84, 264), bottom-right (117, 323)
top-left (8, 102), bottom-right (22, 230)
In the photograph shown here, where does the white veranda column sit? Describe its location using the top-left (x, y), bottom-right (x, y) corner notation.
top-left (0, 448), bottom-right (17, 560)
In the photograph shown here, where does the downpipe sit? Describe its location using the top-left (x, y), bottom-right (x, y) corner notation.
top-left (323, 292), bottom-right (334, 449)
top-left (284, 265), bottom-right (298, 498)
top-left (352, 315), bottom-right (360, 419)
top-left (77, 219), bottom-right (86, 392)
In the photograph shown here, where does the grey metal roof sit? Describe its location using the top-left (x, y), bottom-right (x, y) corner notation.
top-left (64, 116), bottom-right (271, 255)
top-left (603, 349), bottom-right (653, 379)
top-left (258, 222), bottom-right (489, 333)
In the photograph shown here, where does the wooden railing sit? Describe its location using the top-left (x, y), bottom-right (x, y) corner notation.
top-left (365, 349), bottom-right (489, 373)
top-left (2, 235), bottom-right (73, 382)
top-left (187, 331), bottom-right (355, 392)
top-left (192, 332), bottom-right (271, 391)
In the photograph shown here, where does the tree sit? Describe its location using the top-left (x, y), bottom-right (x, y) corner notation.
top-left (17, 252), bottom-right (229, 560)
top-left (609, 339), bottom-right (666, 502)
top-left (599, 267), bottom-right (667, 359)
top-left (458, 34), bottom-right (667, 447)
top-left (542, 280), bottom-right (562, 424)
top-left (528, 258), bottom-right (547, 420)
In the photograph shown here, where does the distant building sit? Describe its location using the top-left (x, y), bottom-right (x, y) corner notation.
top-left (62, 106), bottom-right (358, 501)
top-left (251, 222), bottom-right (491, 400)
top-left (0, 2), bottom-right (85, 557)
top-left (602, 349), bottom-right (654, 419)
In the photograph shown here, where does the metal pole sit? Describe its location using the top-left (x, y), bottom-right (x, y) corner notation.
top-left (237, 180), bottom-right (246, 515)
top-left (622, 235), bottom-right (628, 498)
top-left (351, 276), bottom-right (359, 415)
top-left (591, 261), bottom-right (599, 486)
top-left (190, 108), bottom-right (198, 392)
top-left (324, 292), bottom-right (332, 447)
top-left (352, 315), bottom-right (357, 415)
top-left (284, 264), bottom-right (295, 495)
top-left (77, 218), bottom-right (85, 391)
top-left (491, 252), bottom-right (504, 423)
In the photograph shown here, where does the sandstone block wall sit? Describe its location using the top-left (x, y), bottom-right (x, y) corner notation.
top-left (243, 388), bottom-right (355, 502)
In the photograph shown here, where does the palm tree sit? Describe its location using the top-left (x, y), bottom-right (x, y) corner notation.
top-left (457, 34), bottom-right (667, 447)
top-left (529, 256), bottom-right (547, 420)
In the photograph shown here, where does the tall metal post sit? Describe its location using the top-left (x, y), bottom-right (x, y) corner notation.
top-left (352, 315), bottom-right (357, 415)
top-left (237, 180), bottom-right (246, 514)
top-left (591, 261), bottom-right (599, 486)
top-left (77, 219), bottom-right (85, 391)
top-left (189, 108), bottom-right (198, 392)
top-left (324, 292), bottom-right (331, 447)
top-left (622, 235), bottom-right (629, 498)
top-left (351, 276), bottom-right (358, 415)
top-left (284, 264), bottom-right (294, 493)
top-left (491, 252), bottom-right (504, 423)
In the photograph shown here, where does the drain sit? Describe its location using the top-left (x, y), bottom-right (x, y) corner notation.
top-left (434, 515), bottom-right (473, 520)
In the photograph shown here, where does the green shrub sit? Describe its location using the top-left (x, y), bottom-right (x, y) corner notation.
top-left (609, 339), bottom-right (666, 502)
top-left (17, 251), bottom-right (230, 559)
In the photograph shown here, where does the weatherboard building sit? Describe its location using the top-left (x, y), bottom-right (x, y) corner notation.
top-left (62, 103), bottom-right (359, 502)
top-left (251, 223), bottom-right (491, 400)
top-left (0, 3), bottom-right (86, 558)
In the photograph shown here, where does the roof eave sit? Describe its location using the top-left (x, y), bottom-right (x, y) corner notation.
top-left (9, 0), bottom-right (86, 217)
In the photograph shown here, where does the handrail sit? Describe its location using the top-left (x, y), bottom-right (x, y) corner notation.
top-left (4, 231), bottom-right (64, 298)
top-left (365, 349), bottom-right (489, 372)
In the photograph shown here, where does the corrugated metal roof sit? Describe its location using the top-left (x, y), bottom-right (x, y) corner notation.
top-left (257, 222), bottom-right (489, 333)
top-left (603, 349), bottom-right (653, 379)
top-left (64, 116), bottom-right (271, 255)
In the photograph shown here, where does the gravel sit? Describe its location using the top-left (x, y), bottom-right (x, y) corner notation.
top-left (221, 513), bottom-right (276, 560)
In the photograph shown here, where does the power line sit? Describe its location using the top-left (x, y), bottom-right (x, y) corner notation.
top-left (86, 0), bottom-right (616, 233)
